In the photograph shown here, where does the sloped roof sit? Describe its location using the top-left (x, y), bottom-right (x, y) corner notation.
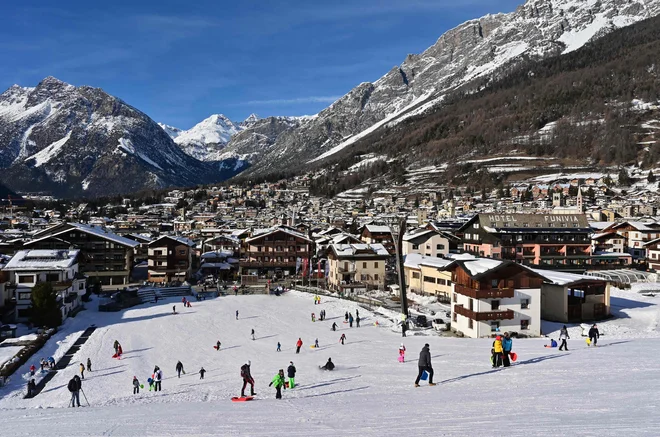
top-left (4, 249), bottom-right (80, 271)
top-left (149, 235), bottom-right (196, 247)
top-left (329, 243), bottom-right (390, 258)
top-left (404, 253), bottom-right (453, 270)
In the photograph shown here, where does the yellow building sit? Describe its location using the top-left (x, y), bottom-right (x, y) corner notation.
top-left (327, 244), bottom-right (389, 293)
top-left (403, 253), bottom-right (453, 300)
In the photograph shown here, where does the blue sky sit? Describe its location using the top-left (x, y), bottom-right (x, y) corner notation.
top-left (1, 0), bottom-right (522, 129)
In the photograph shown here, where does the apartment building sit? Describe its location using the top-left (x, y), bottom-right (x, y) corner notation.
top-left (240, 227), bottom-right (313, 277)
top-left (147, 236), bottom-right (196, 283)
top-left (403, 253), bottom-right (453, 300)
top-left (327, 243), bottom-right (389, 293)
top-left (402, 228), bottom-right (450, 258)
top-left (360, 225), bottom-right (395, 255)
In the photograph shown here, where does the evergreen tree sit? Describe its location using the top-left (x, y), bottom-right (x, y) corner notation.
top-left (618, 168), bottom-right (632, 186)
top-left (647, 170), bottom-right (656, 183)
top-left (30, 282), bottom-right (62, 328)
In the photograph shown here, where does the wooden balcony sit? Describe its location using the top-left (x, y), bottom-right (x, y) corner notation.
top-left (454, 284), bottom-right (514, 299)
top-left (454, 304), bottom-right (515, 321)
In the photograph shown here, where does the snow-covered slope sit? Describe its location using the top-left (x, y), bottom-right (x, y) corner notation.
top-left (235, 0), bottom-right (660, 175)
top-left (168, 114), bottom-right (243, 161)
top-left (0, 77), bottom-right (239, 196)
top-left (2, 288), bottom-right (660, 435)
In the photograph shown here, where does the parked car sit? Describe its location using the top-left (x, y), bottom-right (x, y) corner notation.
top-left (414, 315), bottom-right (429, 328)
top-left (432, 318), bottom-right (449, 331)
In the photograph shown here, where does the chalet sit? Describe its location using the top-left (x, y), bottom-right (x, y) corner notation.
top-left (445, 258), bottom-right (543, 338)
top-left (147, 236), bottom-right (196, 283)
top-left (601, 222), bottom-right (660, 260)
top-left (644, 237), bottom-right (660, 271)
top-left (590, 231), bottom-right (632, 267)
top-left (241, 227), bottom-right (313, 277)
top-left (459, 213), bottom-right (592, 271)
top-left (327, 243), bottom-right (389, 293)
top-left (3, 249), bottom-right (86, 322)
top-left (25, 223), bottom-right (139, 285)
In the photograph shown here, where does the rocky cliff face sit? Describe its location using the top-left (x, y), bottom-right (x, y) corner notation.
top-left (234, 0), bottom-right (660, 175)
top-left (0, 77), bottom-right (237, 197)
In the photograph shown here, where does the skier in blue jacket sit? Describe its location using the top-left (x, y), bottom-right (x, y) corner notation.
top-left (502, 332), bottom-right (513, 367)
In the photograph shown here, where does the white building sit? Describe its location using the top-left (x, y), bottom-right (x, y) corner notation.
top-left (402, 228), bottom-right (450, 258)
top-left (3, 249), bottom-right (86, 322)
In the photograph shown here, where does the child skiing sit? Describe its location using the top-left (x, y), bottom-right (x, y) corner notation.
top-left (287, 361), bottom-right (296, 388)
top-left (340, 333), bottom-right (346, 345)
top-left (399, 343), bottom-right (406, 362)
top-left (268, 369), bottom-right (286, 399)
top-left (199, 367), bottom-right (206, 380)
top-left (133, 376), bottom-right (140, 394)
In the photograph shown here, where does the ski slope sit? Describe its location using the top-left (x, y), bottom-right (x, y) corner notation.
top-left (2, 289), bottom-right (660, 436)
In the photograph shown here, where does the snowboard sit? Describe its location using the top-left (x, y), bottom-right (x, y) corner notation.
top-left (231, 396), bottom-right (254, 402)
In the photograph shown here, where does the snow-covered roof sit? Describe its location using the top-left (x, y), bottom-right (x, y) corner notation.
top-left (246, 226), bottom-right (311, 243)
top-left (3, 249), bottom-right (80, 271)
top-left (589, 221), bottom-right (614, 230)
top-left (461, 259), bottom-right (503, 276)
top-left (150, 235), bottom-right (196, 247)
top-left (532, 269), bottom-right (607, 286)
top-left (404, 253), bottom-right (453, 270)
top-left (364, 225), bottom-right (392, 234)
top-left (28, 223), bottom-right (140, 248)
top-left (402, 229), bottom-right (436, 242)
top-left (330, 243), bottom-right (390, 258)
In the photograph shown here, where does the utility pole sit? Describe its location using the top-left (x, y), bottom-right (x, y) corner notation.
top-left (394, 217), bottom-right (408, 337)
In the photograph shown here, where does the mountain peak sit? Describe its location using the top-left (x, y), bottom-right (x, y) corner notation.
top-left (38, 76), bottom-right (70, 87)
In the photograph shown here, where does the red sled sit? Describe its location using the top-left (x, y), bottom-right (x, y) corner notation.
top-left (213, 346), bottom-right (219, 350)
top-left (231, 396), bottom-right (254, 402)
top-left (510, 352), bottom-right (518, 362)
top-left (112, 353), bottom-right (121, 359)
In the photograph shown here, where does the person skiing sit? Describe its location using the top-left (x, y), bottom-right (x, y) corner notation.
top-left (240, 361), bottom-right (255, 398)
top-left (287, 361), bottom-right (296, 388)
top-left (39, 358), bottom-right (45, 372)
top-left (154, 366), bottom-right (163, 391)
top-left (340, 333), bottom-right (346, 345)
top-left (588, 324), bottom-right (600, 346)
top-left (176, 361), bottom-right (185, 378)
top-left (133, 376), bottom-right (140, 394)
top-left (320, 357), bottom-right (335, 371)
top-left (559, 325), bottom-right (570, 351)
top-left (502, 332), bottom-right (513, 367)
top-left (356, 316), bottom-right (361, 328)
top-left (200, 367), bottom-right (206, 380)
top-left (216, 340), bottom-right (221, 351)
top-left (236, 310), bottom-right (239, 320)
top-left (86, 357), bottom-right (92, 372)
top-left (269, 369), bottom-right (286, 399)
top-left (277, 342), bottom-right (281, 352)
top-left (348, 313), bottom-right (354, 328)
top-left (314, 338), bottom-right (319, 348)
top-left (68, 375), bottom-right (81, 407)
top-left (27, 378), bottom-right (36, 397)
top-left (79, 363), bottom-right (85, 379)
top-left (296, 338), bottom-right (303, 354)
top-left (492, 335), bottom-right (504, 368)
top-left (414, 344), bottom-right (435, 387)
top-left (332, 322), bottom-right (338, 331)
top-left (399, 343), bottom-right (406, 362)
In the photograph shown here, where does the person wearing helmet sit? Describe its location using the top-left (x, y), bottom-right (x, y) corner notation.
top-left (240, 360), bottom-right (255, 397)
top-left (399, 343), bottom-right (406, 362)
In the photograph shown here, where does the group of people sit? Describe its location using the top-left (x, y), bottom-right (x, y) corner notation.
top-left (344, 311), bottom-right (360, 328)
top-left (79, 358), bottom-right (92, 379)
top-left (311, 310), bottom-right (327, 322)
top-left (181, 297), bottom-right (192, 308)
top-left (491, 332), bottom-right (514, 368)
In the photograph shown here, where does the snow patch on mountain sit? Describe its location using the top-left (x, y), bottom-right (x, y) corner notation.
top-left (27, 131), bottom-right (71, 167)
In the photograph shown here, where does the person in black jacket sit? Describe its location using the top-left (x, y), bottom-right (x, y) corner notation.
top-left (414, 343), bottom-right (435, 387)
top-left (133, 376), bottom-right (140, 394)
top-left (240, 361), bottom-right (255, 397)
top-left (320, 358), bottom-right (335, 370)
top-left (588, 324), bottom-right (600, 346)
top-left (27, 379), bottom-right (36, 398)
top-left (287, 361), bottom-right (296, 388)
top-left (68, 375), bottom-right (81, 407)
top-left (176, 361), bottom-right (184, 378)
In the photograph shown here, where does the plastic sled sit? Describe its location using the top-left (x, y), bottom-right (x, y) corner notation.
top-left (284, 382), bottom-right (289, 388)
top-left (420, 371), bottom-right (428, 381)
top-left (140, 384), bottom-right (144, 389)
top-left (510, 352), bottom-right (518, 362)
top-left (398, 356), bottom-right (404, 363)
top-left (310, 345), bottom-right (316, 349)
top-left (586, 338), bottom-right (591, 346)
top-left (213, 346), bottom-right (219, 350)
top-left (231, 396), bottom-right (254, 402)
top-left (343, 321), bottom-right (348, 324)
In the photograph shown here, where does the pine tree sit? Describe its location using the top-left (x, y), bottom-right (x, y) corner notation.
top-left (647, 170), bottom-right (656, 183)
top-left (30, 282), bottom-right (62, 328)
top-left (618, 168), bottom-right (631, 186)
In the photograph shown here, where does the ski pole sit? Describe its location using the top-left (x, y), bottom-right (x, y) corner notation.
top-left (81, 388), bottom-right (90, 406)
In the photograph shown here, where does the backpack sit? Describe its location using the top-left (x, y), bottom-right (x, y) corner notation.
top-left (68, 379), bottom-right (77, 392)
top-left (240, 365), bottom-right (248, 378)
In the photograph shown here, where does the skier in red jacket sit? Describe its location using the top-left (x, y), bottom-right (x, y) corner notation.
top-left (295, 338), bottom-right (303, 354)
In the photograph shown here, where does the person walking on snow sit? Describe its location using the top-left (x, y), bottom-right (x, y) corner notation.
top-left (176, 361), bottom-right (185, 378)
top-left (345, 312), bottom-right (349, 322)
top-left (502, 332), bottom-right (513, 367)
top-left (311, 313), bottom-right (316, 322)
top-left (348, 313), bottom-right (354, 328)
top-left (79, 363), bottom-right (85, 379)
top-left (236, 310), bottom-right (239, 320)
top-left (588, 324), bottom-right (600, 346)
top-left (315, 338), bottom-right (319, 348)
top-left (68, 375), bottom-right (82, 407)
top-left (287, 361), bottom-right (296, 388)
top-left (340, 333), bottom-right (346, 345)
top-left (414, 344), bottom-right (435, 387)
top-left (269, 369), bottom-right (286, 399)
top-left (332, 322), bottom-right (338, 331)
top-left (492, 335), bottom-right (504, 368)
top-left (240, 361), bottom-right (255, 397)
top-left (296, 338), bottom-right (303, 354)
top-left (154, 366), bottom-right (163, 391)
top-left (133, 376), bottom-right (140, 394)
top-left (399, 343), bottom-right (406, 362)
top-left (277, 342), bottom-right (281, 352)
top-left (559, 325), bottom-right (570, 351)
top-left (86, 357), bottom-right (92, 372)
top-left (199, 367), bottom-right (206, 380)
top-left (251, 329), bottom-right (255, 341)
top-left (216, 340), bottom-right (221, 350)
top-left (356, 316), bottom-right (361, 328)
top-left (27, 378), bottom-right (36, 397)
top-left (356, 308), bottom-right (359, 318)
top-left (172, 305), bottom-right (176, 314)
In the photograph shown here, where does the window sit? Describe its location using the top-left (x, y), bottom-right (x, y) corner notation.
top-left (46, 273), bottom-right (59, 282)
top-left (491, 279), bottom-right (498, 288)
top-left (179, 250), bottom-right (186, 255)
top-left (79, 283), bottom-right (85, 290)
top-left (412, 244), bottom-right (419, 250)
top-left (453, 293), bottom-right (457, 303)
top-left (264, 256), bottom-right (270, 262)
top-left (18, 275), bottom-right (34, 284)
top-left (154, 250), bottom-right (163, 256)
top-left (452, 312), bottom-right (457, 322)
top-left (423, 276), bottom-right (436, 284)
top-left (520, 320), bottom-right (529, 330)
top-left (490, 322), bottom-right (500, 332)
top-left (469, 299), bottom-right (474, 311)
top-left (468, 318), bottom-right (473, 329)
top-left (363, 262), bottom-right (367, 269)
top-left (412, 272), bottom-right (420, 279)
top-left (374, 274), bottom-right (379, 281)
top-left (18, 292), bottom-right (31, 301)
top-left (474, 223), bottom-right (480, 229)
top-left (426, 245), bottom-right (431, 250)
top-left (521, 299), bottom-right (529, 309)
top-left (437, 244), bottom-right (445, 250)
top-left (375, 262), bottom-right (379, 268)
top-left (491, 300), bottom-right (500, 310)
top-left (465, 233), bottom-right (471, 240)
top-left (438, 279), bottom-right (446, 286)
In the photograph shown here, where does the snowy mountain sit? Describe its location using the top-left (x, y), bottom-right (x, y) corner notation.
top-left (0, 77), bottom-right (239, 197)
top-left (234, 0), bottom-right (660, 177)
top-left (165, 114), bottom-right (243, 162)
top-left (157, 123), bottom-right (182, 139)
